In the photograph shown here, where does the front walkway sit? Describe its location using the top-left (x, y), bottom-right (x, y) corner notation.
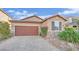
top-left (0, 36), bottom-right (59, 51)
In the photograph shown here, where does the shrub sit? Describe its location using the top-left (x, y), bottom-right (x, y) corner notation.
top-left (0, 22), bottom-right (11, 40)
top-left (58, 27), bottom-right (79, 43)
top-left (40, 27), bottom-right (48, 37)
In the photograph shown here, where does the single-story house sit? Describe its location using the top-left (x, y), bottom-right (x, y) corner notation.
top-left (10, 15), bottom-right (67, 36)
top-left (1, 9), bottom-right (79, 36)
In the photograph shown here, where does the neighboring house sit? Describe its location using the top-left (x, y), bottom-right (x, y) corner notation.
top-left (65, 17), bottom-right (79, 30)
top-left (0, 9), bottom-right (12, 24)
top-left (10, 15), bottom-right (67, 36)
top-left (0, 9), bottom-right (13, 32)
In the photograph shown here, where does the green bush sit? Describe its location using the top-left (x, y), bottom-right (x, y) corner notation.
top-left (58, 27), bottom-right (79, 43)
top-left (40, 27), bottom-right (48, 37)
top-left (0, 22), bottom-right (11, 40)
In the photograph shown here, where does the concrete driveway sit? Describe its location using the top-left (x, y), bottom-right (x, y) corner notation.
top-left (0, 36), bottom-right (59, 51)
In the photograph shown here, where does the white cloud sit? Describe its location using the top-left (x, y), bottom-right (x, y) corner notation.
top-left (70, 8), bottom-right (79, 11)
top-left (27, 12), bottom-right (37, 16)
top-left (58, 10), bottom-right (77, 15)
top-left (15, 10), bottom-right (28, 16)
top-left (15, 11), bottom-right (22, 15)
top-left (39, 15), bottom-right (52, 19)
top-left (18, 13), bottom-right (37, 20)
top-left (58, 8), bottom-right (79, 15)
top-left (20, 12), bottom-right (37, 19)
top-left (8, 10), bottom-right (15, 13)
top-left (8, 9), bottom-right (51, 20)
top-left (18, 12), bottom-right (37, 19)
top-left (8, 10), bottom-right (37, 20)
top-left (19, 16), bottom-right (27, 19)
top-left (23, 10), bottom-right (28, 14)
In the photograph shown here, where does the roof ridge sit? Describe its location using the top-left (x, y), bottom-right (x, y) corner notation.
top-left (45, 14), bottom-right (67, 20)
top-left (21, 15), bottom-right (44, 21)
top-left (43, 14), bottom-right (67, 22)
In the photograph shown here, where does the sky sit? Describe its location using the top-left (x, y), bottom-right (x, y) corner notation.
top-left (2, 8), bottom-right (79, 20)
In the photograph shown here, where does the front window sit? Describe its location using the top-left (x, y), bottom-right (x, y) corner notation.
top-left (52, 21), bottom-right (62, 30)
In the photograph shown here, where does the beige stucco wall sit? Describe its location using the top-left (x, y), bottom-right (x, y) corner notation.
top-left (42, 16), bottom-right (67, 32)
top-left (11, 22), bottom-right (42, 35)
top-left (0, 11), bottom-right (12, 24)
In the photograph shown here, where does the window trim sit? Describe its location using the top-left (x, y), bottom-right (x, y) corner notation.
top-left (51, 21), bottom-right (62, 30)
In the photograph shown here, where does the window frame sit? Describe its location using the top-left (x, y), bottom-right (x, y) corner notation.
top-left (51, 21), bottom-right (62, 30)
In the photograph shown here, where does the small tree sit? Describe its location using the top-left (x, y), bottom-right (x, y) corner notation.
top-left (0, 21), bottom-right (11, 39)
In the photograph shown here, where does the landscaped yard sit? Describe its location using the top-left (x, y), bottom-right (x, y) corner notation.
top-left (46, 27), bottom-right (79, 51)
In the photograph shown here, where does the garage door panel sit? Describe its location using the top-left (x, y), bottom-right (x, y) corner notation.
top-left (15, 26), bottom-right (38, 36)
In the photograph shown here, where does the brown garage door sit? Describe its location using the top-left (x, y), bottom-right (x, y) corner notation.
top-left (15, 26), bottom-right (38, 36)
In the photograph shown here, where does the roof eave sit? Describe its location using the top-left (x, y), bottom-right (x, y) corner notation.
top-left (9, 20), bottom-right (43, 23)
top-left (0, 8), bottom-right (13, 20)
top-left (20, 15), bottom-right (44, 21)
top-left (42, 15), bottom-right (67, 23)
